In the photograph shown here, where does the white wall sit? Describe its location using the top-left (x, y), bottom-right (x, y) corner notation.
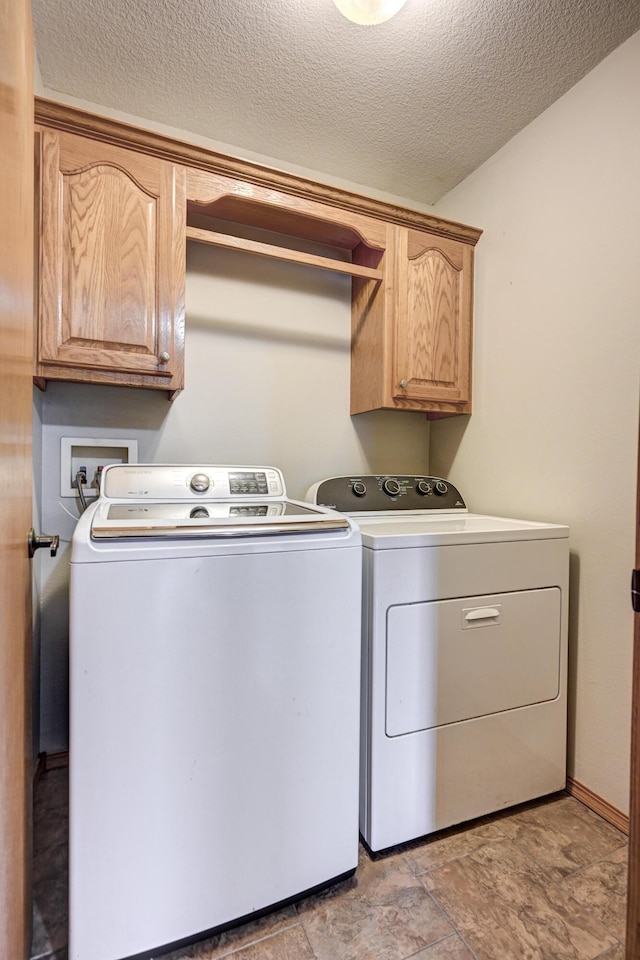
top-left (430, 30), bottom-right (640, 813)
top-left (36, 239), bottom-right (429, 752)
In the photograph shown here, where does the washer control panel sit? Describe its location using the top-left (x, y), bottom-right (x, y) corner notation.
top-left (101, 465), bottom-right (285, 500)
top-left (309, 476), bottom-right (466, 513)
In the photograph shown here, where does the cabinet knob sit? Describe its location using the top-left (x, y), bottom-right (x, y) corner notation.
top-left (159, 352), bottom-right (171, 364)
top-left (399, 379), bottom-right (408, 389)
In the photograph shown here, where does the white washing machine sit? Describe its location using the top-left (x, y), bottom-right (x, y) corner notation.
top-left (307, 474), bottom-right (569, 852)
top-left (69, 464), bottom-right (362, 960)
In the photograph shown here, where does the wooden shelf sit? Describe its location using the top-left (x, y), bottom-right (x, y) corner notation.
top-left (186, 225), bottom-right (383, 281)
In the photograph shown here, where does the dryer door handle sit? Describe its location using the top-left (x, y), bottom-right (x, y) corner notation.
top-left (462, 606), bottom-right (502, 628)
top-left (464, 607), bottom-right (501, 621)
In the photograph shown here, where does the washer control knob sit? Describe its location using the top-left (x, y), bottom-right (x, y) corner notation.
top-left (434, 480), bottom-right (448, 496)
top-left (352, 481), bottom-right (367, 498)
top-left (382, 478), bottom-right (401, 497)
top-left (190, 507), bottom-right (210, 518)
top-left (416, 480), bottom-right (432, 496)
top-left (190, 473), bottom-right (210, 493)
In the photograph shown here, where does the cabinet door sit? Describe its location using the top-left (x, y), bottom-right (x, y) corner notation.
top-left (37, 130), bottom-right (185, 390)
top-left (393, 227), bottom-right (472, 411)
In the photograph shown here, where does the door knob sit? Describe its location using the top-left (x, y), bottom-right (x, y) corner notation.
top-left (27, 528), bottom-right (60, 558)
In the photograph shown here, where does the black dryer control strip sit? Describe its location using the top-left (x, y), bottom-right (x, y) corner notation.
top-left (313, 475), bottom-right (466, 513)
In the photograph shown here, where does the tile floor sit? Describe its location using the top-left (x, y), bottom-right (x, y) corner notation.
top-left (32, 766), bottom-right (628, 960)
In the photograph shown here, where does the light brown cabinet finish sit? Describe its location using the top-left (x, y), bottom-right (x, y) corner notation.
top-left (186, 168), bottom-right (387, 253)
top-left (186, 224), bottom-right (383, 280)
top-left (352, 226), bottom-right (475, 417)
top-left (395, 228), bottom-right (472, 410)
top-left (36, 130), bottom-right (186, 395)
top-left (34, 102), bottom-right (481, 415)
top-left (186, 167), bottom-right (385, 279)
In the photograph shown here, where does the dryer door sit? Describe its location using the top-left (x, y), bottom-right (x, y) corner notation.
top-left (385, 588), bottom-right (561, 736)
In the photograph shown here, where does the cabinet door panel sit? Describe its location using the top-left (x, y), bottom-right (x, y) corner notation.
top-left (38, 131), bottom-right (185, 383)
top-left (394, 228), bottom-right (472, 408)
top-left (405, 249), bottom-right (459, 390)
top-left (64, 164), bottom-right (158, 361)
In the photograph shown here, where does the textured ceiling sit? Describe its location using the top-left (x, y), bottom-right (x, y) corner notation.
top-left (33, 0), bottom-right (640, 205)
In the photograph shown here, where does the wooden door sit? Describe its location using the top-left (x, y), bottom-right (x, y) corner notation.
top-left (0, 0), bottom-right (34, 957)
top-left (37, 129), bottom-right (185, 391)
top-left (626, 410), bottom-right (640, 958)
top-left (393, 227), bottom-right (472, 411)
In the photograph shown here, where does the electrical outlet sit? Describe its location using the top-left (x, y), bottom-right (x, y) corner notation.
top-left (60, 438), bottom-right (138, 498)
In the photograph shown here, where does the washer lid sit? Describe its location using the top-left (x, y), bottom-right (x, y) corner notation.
top-left (90, 499), bottom-right (349, 540)
top-left (356, 513), bottom-right (569, 548)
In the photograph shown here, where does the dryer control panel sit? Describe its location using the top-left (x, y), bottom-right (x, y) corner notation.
top-left (308, 476), bottom-right (466, 513)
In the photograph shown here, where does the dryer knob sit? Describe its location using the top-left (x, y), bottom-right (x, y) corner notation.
top-left (434, 481), bottom-right (448, 496)
top-left (416, 480), bottom-right (432, 496)
top-left (382, 478), bottom-right (401, 497)
top-left (352, 481), bottom-right (367, 498)
top-left (190, 473), bottom-right (211, 493)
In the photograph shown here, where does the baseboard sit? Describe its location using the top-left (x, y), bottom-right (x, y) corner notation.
top-left (566, 775), bottom-right (629, 835)
top-left (44, 749), bottom-right (69, 771)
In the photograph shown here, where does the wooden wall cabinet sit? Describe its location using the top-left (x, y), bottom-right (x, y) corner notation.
top-left (352, 225), bottom-right (476, 417)
top-left (33, 101), bottom-right (481, 413)
top-left (35, 130), bottom-right (186, 396)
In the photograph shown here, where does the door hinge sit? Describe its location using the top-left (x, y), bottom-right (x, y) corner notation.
top-left (633, 569), bottom-right (640, 613)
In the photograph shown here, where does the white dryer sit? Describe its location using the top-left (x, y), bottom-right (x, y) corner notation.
top-left (69, 465), bottom-right (362, 960)
top-left (307, 474), bottom-right (569, 853)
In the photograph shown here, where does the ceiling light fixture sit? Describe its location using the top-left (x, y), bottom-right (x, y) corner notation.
top-left (332, 0), bottom-right (408, 25)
